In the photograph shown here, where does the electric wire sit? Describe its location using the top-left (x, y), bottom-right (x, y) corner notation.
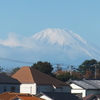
top-left (0, 57), bottom-right (78, 70)
top-left (0, 57), bottom-right (33, 64)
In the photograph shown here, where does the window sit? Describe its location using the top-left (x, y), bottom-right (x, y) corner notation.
top-left (4, 86), bottom-right (6, 92)
top-left (11, 86), bottom-right (15, 92)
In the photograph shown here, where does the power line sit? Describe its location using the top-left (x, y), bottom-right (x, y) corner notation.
top-left (0, 57), bottom-right (79, 68)
top-left (0, 57), bottom-right (34, 64)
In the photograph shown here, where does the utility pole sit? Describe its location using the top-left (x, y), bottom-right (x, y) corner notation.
top-left (68, 65), bottom-right (73, 75)
top-left (55, 64), bottom-right (62, 75)
top-left (94, 64), bottom-right (99, 79)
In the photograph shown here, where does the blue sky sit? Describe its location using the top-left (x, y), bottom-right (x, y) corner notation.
top-left (0, 0), bottom-right (100, 69)
top-left (0, 0), bottom-right (100, 47)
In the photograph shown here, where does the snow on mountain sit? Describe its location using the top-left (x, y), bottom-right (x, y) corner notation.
top-left (32, 28), bottom-right (87, 45)
top-left (31, 28), bottom-right (100, 64)
top-left (0, 28), bottom-right (100, 68)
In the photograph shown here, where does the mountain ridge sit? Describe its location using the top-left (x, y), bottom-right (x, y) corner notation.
top-left (31, 28), bottom-right (100, 64)
top-left (32, 28), bottom-right (89, 46)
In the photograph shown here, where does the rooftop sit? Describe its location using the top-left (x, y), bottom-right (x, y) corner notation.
top-left (0, 92), bottom-right (44, 100)
top-left (12, 66), bottom-right (69, 88)
top-left (0, 73), bottom-right (20, 84)
top-left (67, 78), bottom-right (100, 89)
top-left (36, 92), bottom-right (81, 100)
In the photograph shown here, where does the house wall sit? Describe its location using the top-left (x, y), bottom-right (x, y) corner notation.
top-left (70, 83), bottom-right (86, 97)
top-left (20, 83), bottom-right (36, 95)
top-left (70, 83), bottom-right (100, 97)
top-left (62, 86), bottom-right (71, 92)
top-left (37, 85), bottom-right (54, 93)
top-left (54, 88), bottom-right (62, 92)
top-left (53, 86), bottom-right (71, 93)
top-left (20, 84), bottom-right (71, 95)
top-left (87, 90), bottom-right (100, 96)
top-left (71, 89), bottom-right (86, 97)
top-left (0, 84), bottom-right (20, 93)
top-left (37, 85), bottom-right (71, 93)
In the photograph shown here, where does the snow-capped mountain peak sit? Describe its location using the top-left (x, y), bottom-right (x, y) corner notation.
top-left (31, 28), bottom-right (100, 64)
top-left (32, 28), bottom-right (88, 46)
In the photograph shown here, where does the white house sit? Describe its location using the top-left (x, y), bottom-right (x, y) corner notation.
top-left (12, 66), bottom-right (71, 95)
top-left (0, 73), bottom-right (20, 93)
top-left (67, 79), bottom-right (100, 97)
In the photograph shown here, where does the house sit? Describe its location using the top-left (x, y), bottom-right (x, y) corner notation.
top-left (0, 73), bottom-right (20, 93)
top-left (36, 92), bottom-right (82, 100)
top-left (67, 79), bottom-right (100, 97)
top-left (12, 66), bottom-right (71, 95)
top-left (83, 94), bottom-right (100, 100)
top-left (0, 92), bottom-right (44, 100)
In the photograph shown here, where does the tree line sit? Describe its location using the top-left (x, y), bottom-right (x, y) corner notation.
top-left (1, 59), bottom-right (100, 82)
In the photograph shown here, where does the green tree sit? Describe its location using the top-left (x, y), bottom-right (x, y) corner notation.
top-left (31, 61), bottom-right (54, 76)
top-left (56, 72), bottom-right (70, 82)
top-left (77, 59), bottom-right (100, 78)
top-left (10, 67), bottom-right (20, 76)
top-left (55, 72), bottom-right (79, 82)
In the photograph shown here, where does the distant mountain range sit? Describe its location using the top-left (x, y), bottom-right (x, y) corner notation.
top-left (0, 28), bottom-right (100, 68)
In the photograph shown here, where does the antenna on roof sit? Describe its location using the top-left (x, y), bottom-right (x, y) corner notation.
top-left (93, 64), bottom-right (99, 79)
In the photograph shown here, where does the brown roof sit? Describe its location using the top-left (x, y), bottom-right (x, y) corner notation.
top-left (17, 95), bottom-right (44, 100)
top-left (0, 92), bottom-right (44, 100)
top-left (83, 94), bottom-right (94, 100)
top-left (12, 66), bottom-right (69, 87)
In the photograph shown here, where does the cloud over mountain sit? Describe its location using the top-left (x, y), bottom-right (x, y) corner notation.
top-left (0, 33), bottom-right (20, 47)
top-left (0, 33), bottom-right (38, 49)
top-left (0, 28), bottom-right (100, 68)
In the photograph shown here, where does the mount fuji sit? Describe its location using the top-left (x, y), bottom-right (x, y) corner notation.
top-left (31, 28), bottom-right (100, 65)
top-left (0, 28), bottom-right (100, 68)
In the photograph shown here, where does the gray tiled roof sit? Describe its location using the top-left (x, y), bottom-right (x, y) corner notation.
top-left (67, 79), bottom-right (100, 89)
top-left (0, 73), bottom-right (20, 84)
top-left (72, 80), bottom-right (97, 89)
top-left (36, 92), bottom-right (81, 100)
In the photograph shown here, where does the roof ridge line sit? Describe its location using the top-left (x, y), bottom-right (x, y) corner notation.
top-left (29, 67), bottom-right (35, 83)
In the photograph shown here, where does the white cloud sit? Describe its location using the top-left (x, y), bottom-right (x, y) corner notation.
top-left (0, 32), bottom-right (20, 47)
top-left (0, 32), bottom-right (37, 49)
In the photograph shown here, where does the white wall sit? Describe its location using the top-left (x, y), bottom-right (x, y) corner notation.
top-left (70, 83), bottom-right (100, 97)
top-left (20, 83), bottom-right (36, 95)
top-left (70, 83), bottom-right (83, 89)
top-left (0, 84), bottom-right (20, 93)
top-left (70, 83), bottom-right (86, 97)
top-left (71, 89), bottom-right (86, 97)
